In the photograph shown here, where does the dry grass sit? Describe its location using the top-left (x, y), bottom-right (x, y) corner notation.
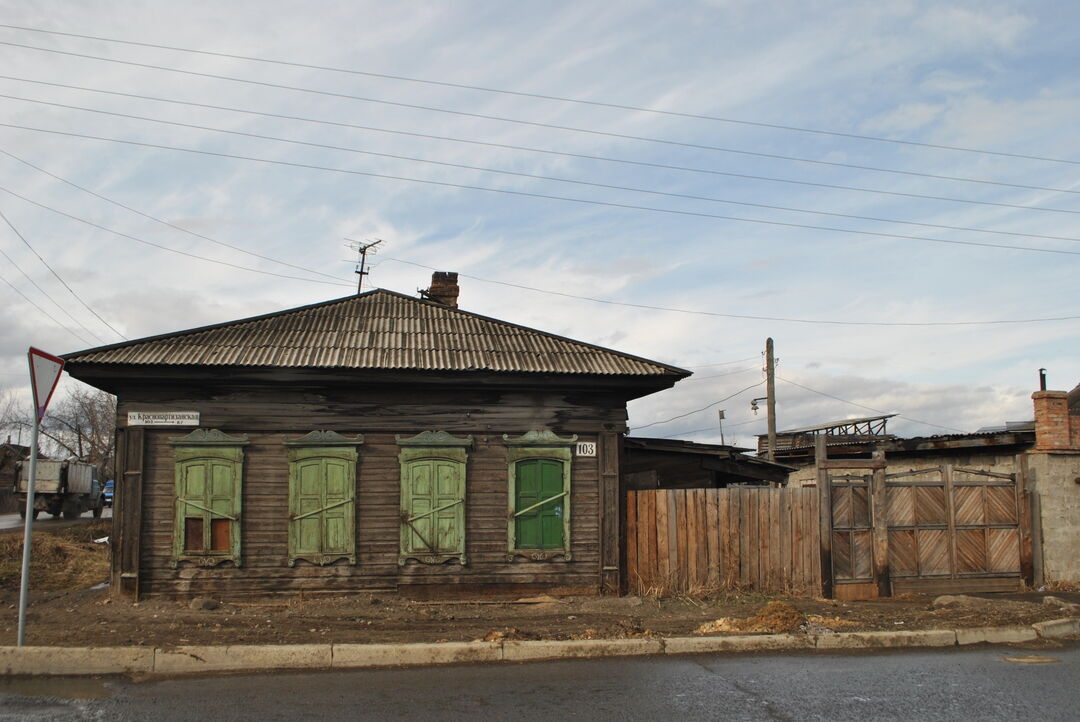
top-left (0, 521), bottom-right (110, 592)
top-left (695, 601), bottom-right (807, 634)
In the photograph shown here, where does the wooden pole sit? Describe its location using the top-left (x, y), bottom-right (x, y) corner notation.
top-left (816, 435), bottom-right (832, 598)
top-left (766, 337), bottom-right (777, 462)
top-left (870, 448), bottom-right (890, 598)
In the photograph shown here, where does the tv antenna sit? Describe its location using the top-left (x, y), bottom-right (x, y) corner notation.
top-left (345, 239), bottom-right (383, 294)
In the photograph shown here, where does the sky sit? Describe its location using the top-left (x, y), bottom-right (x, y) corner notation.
top-left (0, 0), bottom-right (1077, 448)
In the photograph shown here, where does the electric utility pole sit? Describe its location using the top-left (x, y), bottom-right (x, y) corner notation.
top-left (765, 337), bottom-right (777, 462)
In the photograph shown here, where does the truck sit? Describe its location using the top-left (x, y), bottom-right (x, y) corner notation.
top-left (14, 459), bottom-right (104, 520)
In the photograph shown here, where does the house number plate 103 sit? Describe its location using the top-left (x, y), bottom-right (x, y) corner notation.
top-left (575, 442), bottom-right (597, 457)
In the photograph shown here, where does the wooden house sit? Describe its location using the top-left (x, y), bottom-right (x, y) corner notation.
top-left (62, 273), bottom-right (689, 600)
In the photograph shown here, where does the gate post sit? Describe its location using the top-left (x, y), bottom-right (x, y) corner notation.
top-left (1016, 454), bottom-right (1036, 586)
top-left (815, 436), bottom-right (832, 598)
top-left (871, 449), bottom-right (891, 598)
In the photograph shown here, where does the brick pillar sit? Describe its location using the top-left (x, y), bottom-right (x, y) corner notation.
top-left (1032, 391), bottom-right (1071, 451)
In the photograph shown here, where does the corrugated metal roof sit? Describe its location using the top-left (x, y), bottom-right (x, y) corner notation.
top-left (63, 289), bottom-right (690, 378)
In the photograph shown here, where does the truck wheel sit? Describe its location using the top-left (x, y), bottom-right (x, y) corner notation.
top-left (18, 506), bottom-right (25, 519)
top-left (62, 502), bottom-right (81, 520)
top-left (92, 505), bottom-right (103, 519)
top-left (33, 509), bottom-right (39, 520)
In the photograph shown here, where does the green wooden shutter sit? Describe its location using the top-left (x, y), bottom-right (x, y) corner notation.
top-left (285, 436), bottom-right (360, 567)
top-left (169, 429), bottom-right (247, 568)
top-left (396, 432), bottom-right (472, 566)
top-left (400, 458), bottom-right (465, 562)
top-left (515, 459), bottom-right (565, 549)
top-left (503, 431), bottom-right (576, 562)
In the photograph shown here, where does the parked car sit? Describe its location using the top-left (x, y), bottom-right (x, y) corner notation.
top-left (102, 480), bottom-right (114, 508)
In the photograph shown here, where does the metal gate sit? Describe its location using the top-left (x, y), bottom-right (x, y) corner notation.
top-left (817, 440), bottom-right (1033, 599)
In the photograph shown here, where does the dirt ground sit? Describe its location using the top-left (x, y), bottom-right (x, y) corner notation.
top-left (1, 523), bottom-right (1077, 648)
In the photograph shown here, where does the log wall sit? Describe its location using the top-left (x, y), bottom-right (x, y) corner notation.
top-left (114, 381), bottom-right (627, 599)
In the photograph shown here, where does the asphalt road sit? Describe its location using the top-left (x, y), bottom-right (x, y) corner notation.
top-left (1, 643), bottom-right (1076, 721)
top-left (0, 508), bottom-right (111, 532)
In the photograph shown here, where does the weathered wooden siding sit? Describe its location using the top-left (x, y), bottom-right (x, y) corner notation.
top-left (626, 487), bottom-right (822, 597)
top-left (119, 383), bottom-right (621, 598)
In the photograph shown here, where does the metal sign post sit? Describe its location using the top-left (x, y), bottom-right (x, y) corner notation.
top-left (17, 347), bottom-right (65, 647)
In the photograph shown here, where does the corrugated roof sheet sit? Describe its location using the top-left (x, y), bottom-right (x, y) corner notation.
top-left (63, 290), bottom-right (689, 378)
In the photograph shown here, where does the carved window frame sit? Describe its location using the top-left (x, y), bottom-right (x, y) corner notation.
top-left (170, 429), bottom-right (249, 569)
top-left (504, 430), bottom-right (577, 562)
top-left (284, 430), bottom-right (364, 567)
top-left (396, 431), bottom-right (473, 566)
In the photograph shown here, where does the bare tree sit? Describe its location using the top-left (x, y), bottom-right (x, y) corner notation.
top-left (39, 386), bottom-right (117, 479)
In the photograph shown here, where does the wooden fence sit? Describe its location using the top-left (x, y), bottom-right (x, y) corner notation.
top-left (626, 487), bottom-right (822, 596)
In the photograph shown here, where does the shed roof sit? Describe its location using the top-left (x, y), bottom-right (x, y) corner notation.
top-left (63, 289), bottom-right (690, 378)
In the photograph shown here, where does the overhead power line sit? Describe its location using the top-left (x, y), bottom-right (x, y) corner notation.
top-left (677, 366), bottom-right (760, 384)
top-left (8, 92), bottom-right (1080, 247)
top-left (0, 148), bottom-right (347, 284)
top-left (5, 75), bottom-right (1079, 201)
top-left (657, 417), bottom-right (763, 439)
top-left (0, 207), bottom-right (125, 340)
top-left (0, 185), bottom-right (354, 287)
top-left (682, 356), bottom-right (760, 369)
top-left (5, 121), bottom-right (1080, 259)
top-left (2, 23), bottom-right (1078, 166)
top-left (383, 258), bottom-right (1080, 327)
top-left (631, 381), bottom-right (766, 431)
top-left (0, 270), bottom-right (91, 345)
top-left (6, 38), bottom-right (1080, 201)
top-left (777, 376), bottom-right (964, 433)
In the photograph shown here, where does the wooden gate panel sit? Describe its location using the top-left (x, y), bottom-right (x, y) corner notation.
top-left (852, 531), bottom-right (873, 579)
top-left (954, 487), bottom-right (985, 525)
top-left (915, 486), bottom-right (948, 524)
top-left (956, 529), bottom-right (988, 573)
top-left (851, 486), bottom-right (871, 527)
top-left (888, 530), bottom-right (917, 575)
top-left (986, 487), bottom-right (1018, 524)
top-left (887, 487), bottom-right (915, 526)
top-left (987, 528), bottom-right (1021, 572)
top-left (831, 532), bottom-right (852, 579)
top-left (831, 488), bottom-right (852, 528)
top-left (917, 529), bottom-right (951, 575)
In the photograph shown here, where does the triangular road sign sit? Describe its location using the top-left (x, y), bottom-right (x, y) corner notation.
top-left (28, 347), bottom-right (65, 423)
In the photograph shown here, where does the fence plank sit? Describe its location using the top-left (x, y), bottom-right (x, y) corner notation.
top-left (654, 491), bottom-right (670, 588)
top-left (706, 489), bottom-right (721, 589)
top-left (686, 487), bottom-right (704, 587)
top-left (675, 490), bottom-right (688, 590)
top-left (722, 490), bottom-right (736, 589)
top-left (626, 491), bottom-right (639, 593)
top-left (644, 489), bottom-right (657, 591)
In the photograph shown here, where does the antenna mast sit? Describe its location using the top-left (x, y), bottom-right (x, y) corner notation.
top-left (346, 239), bottom-right (383, 294)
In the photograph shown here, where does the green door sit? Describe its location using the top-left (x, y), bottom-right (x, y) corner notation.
top-left (515, 458), bottom-right (565, 549)
top-left (403, 459), bottom-right (464, 556)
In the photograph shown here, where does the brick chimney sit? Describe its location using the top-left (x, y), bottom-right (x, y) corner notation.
top-left (422, 272), bottom-right (459, 308)
top-left (1032, 390), bottom-right (1073, 451)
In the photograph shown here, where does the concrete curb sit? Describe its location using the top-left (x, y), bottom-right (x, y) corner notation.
top-left (1, 619), bottom-right (1076, 676)
top-left (1032, 617), bottom-right (1080, 639)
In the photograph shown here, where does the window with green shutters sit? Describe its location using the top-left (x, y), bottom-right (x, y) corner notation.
top-left (504, 430), bottom-right (576, 562)
top-left (285, 431), bottom-right (363, 567)
top-left (170, 429), bottom-right (249, 568)
top-left (396, 431), bottom-right (472, 566)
